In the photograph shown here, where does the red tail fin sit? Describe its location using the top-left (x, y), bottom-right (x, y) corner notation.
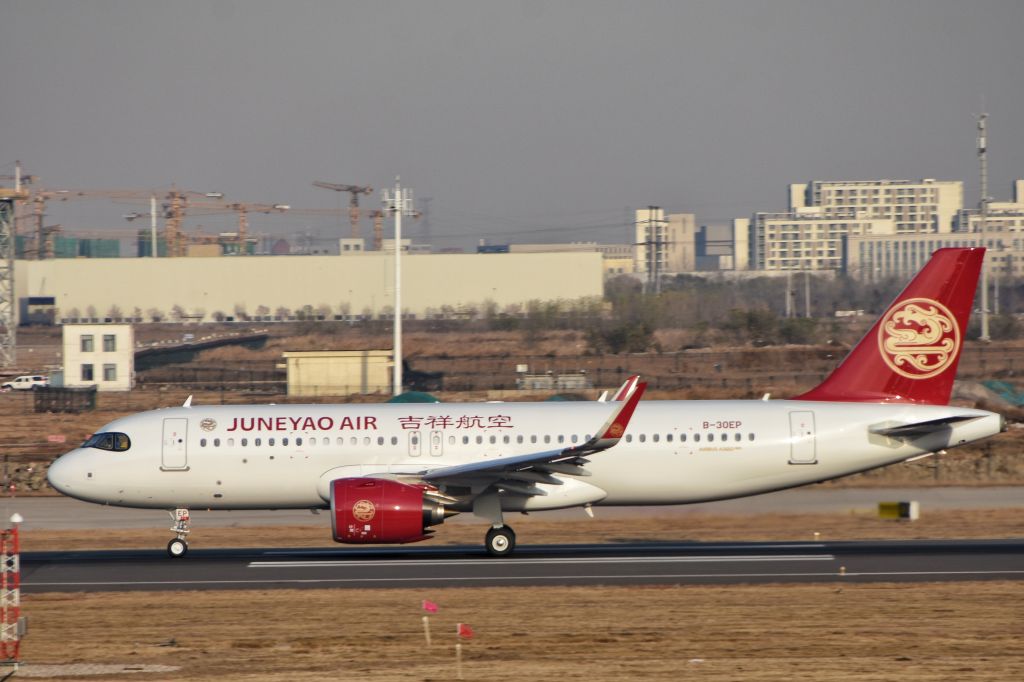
top-left (794, 247), bottom-right (984, 405)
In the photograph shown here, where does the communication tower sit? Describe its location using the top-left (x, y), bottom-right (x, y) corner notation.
top-left (0, 163), bottom-right (28, 368)
top-left (382, 178), bottom-right (415, 395)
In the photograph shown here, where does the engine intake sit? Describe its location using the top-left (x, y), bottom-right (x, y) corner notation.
top-left (330, 478), bottom-right (448, 544)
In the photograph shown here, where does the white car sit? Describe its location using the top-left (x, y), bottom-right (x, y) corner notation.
top-left (2, 375), bottom-right (49, 391)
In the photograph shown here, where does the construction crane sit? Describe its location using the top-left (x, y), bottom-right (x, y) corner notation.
top-left (312, 182), bottom-right (373, 238)
top-left (27, 187), bottom-right (159, 259)
top-left (368, 207), bottom-right (422, 251)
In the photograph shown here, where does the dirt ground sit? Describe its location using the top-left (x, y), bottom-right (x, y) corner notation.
top-left (19, 581), bottom-right (1024, 681)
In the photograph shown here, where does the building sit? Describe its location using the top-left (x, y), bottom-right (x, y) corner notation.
top-left (799, 179), bottom-right (962, 235)
top-left (847, 180), bottom-right (1024, 280)
top-left (15, 252), bottom-right (604, 324)
top-left (61, 324), bottom-right (134, 391)
top-left (752, 179), bottom-right (963, 270)
top-left (634, 209), bottom-right (696, 282)
top-left (281, 350), bottom-right (391, 396)
top-left (509, 242), bottom-right (635, 277)
top-left (756, 210), bottom-right (896, 271)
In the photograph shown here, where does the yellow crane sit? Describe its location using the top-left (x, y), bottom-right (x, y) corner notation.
top-left (312, 181), bottom-right (373, 239)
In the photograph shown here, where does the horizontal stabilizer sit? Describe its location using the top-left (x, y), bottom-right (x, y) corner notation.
top-left (869, 414), bottom-right (979, 439)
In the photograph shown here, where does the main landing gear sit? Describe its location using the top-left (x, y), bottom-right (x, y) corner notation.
top-left (485, 526), bottom-right (516, 557)
top-left (167, 508), bottom-right (191, 558)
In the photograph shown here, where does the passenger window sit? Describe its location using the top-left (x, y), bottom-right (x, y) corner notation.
top-left (227, 438), bottom-right (235, 447)
top-left (639, 434), bottom-right (646, 443)
top-left (625, 434), bottom-right (633, 443)
top-left (391, 436), bottom-right (398, 445)
top-left (462, 436), bottom-right (469, 445)
top-left (214, 438), bottom-right (221, 447)
top-left (283, 437), bottom-right (289, 446)
top-left (336, 437), bottom-right (343, 446)
top-left (544, 435), bottom-right (551, 444)
top-left (735, 433), bottom-right (741, 442)
top-left (308, 437), bottom-right (315, 446)
top-left (680, 434), bottom-right (687, 442)
top-left (503, 435), bottom-right (510, 444)
top-left (557, 435), bottom-right (564, 444)
top-left (449, 436), bottom-right (456, 445)
top-left (571, 434), bottom-right (579, 443)
top-left (748, 433), bottom-right (755, 441)
top-left (531, 435), bottom-right (537, 444)
top-left (694, 434), bottom-right (701, 442)
top-left (269, 438), bottom-right (275, 446)
top-left (363, 437), bottom-right (370, 446)
top-left (241, 438), bottom-right (248, 447)
top-left (667, 434), bottom-right (673, 442)
top-left (200, 438), bottom-right (207, 447)
top-left (255, 438), bottom-right (262, 446)
top-left (296, 437), bottom-right (303, 446)
top-left (517, 435), bottom-right (524, 444)
top-left (652, 434), bottom-right (659, 443)
top-left (708, 434), bottom-right (714, 442)
top-left (489, 435), bottom-right (496, 444)
top-left (377, 437), bottom-right (384, 446)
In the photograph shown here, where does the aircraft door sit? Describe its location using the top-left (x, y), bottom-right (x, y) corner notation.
top-left (788, 411), bottom-right (817, 464)
top-left (161, 418), bottom-right (189, 470)
top-left (408, 431), bottom-right (422, 457)
top-left (429, 430), bottom-right (443, 457)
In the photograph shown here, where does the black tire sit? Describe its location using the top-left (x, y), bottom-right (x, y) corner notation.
top-left (167, 538), bottom-right (188, 558)
top-left (485, 526), bottom-right (516, 557)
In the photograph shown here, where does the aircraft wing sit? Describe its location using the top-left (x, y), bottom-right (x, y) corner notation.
top-left (421, 380), bottom-right (646, 492)
top-left (869, 414), bottom-right (980, 439)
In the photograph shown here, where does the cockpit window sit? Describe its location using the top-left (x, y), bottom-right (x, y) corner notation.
top-left (82, 432), bottom-right (131, 452)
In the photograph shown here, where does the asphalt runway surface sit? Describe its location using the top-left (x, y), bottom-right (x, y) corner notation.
top-left (3, 487), bottom-right (1019, 531)
top-left (20, 539), bottom-right (1024, 593)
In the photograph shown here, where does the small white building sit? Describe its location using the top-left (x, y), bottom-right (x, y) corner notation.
top-left (62, 324), bottom-right (134, 391)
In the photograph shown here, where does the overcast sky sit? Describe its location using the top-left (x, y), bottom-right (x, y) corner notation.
top-left (2, 0), bottom-right (1022, 250)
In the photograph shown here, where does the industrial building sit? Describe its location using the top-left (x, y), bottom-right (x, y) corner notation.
top-left (14, 251), bottom-right (604, 325)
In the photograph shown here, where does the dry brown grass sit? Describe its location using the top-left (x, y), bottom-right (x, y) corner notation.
top-left (21, 581), bottom-right (1024, 681)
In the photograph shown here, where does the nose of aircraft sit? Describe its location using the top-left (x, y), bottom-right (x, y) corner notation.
top-left (47, 449), bottom-right (86, 497)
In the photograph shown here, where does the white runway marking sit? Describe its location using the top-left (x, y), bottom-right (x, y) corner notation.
top-left (248, 554), bottom-right (836, 568)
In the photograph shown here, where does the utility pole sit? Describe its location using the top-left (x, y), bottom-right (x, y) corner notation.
top-left (382, 178), bottom-right (414, 396)
top-left (978, 113), bottom-right (990, 341)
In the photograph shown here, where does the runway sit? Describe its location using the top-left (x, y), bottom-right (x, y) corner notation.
top-left (20, 539), bottom-right (1024, 593)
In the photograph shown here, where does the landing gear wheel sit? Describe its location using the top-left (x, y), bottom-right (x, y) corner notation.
top-left (485, 526), bottom-right (516, 557)
top-left (167, 538), bottom-right (188, 558)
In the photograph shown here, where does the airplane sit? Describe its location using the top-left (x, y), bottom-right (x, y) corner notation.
top-left (47, 247), bottom-right (1004, 558)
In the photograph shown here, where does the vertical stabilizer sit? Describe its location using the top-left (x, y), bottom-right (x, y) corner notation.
top-left (794, 248), bottom-right (984, 405)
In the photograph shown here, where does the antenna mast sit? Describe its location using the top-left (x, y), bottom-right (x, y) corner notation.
top-left (382, 178), bottom-right (414, 395)
top-left (978, 113), bottom-right (990, 341)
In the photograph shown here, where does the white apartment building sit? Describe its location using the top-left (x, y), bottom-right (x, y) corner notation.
top-left (800, 179), bottom-right (962, 235)
top-left (848, 180), bottom-right (1024, 280)
top-left (634, 209), bottom-right (696, 280)
top-left (752, 179), bottom-right (964, 270)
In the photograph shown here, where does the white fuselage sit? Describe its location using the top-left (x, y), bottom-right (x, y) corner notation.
top-left (47, 399), bottom-right (1002, 512)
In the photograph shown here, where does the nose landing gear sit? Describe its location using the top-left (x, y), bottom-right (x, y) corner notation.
top-left (167, 508), bottom-right (191, 558)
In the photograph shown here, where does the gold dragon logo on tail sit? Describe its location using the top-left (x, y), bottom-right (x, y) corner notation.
top-left (877, 297), bottom-right (960, 380)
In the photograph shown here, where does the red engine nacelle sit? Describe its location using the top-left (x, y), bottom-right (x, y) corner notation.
top-left (330, 478), bottom-right (448, 544)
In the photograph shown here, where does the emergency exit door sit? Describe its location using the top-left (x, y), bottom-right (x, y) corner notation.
top-left (788, 411), bottom-right (817, 464)
top-left (162, 418), bottom-right (189, 470)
